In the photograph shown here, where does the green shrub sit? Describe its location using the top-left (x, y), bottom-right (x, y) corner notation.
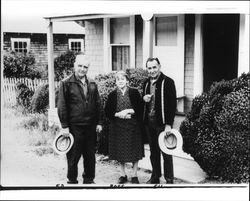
top-left (180, 73), bottom-right (250, 183)
top-left (30, 84), bottom-right (59, 114)
top-left (30, 84), bottom-right (49, 113)
top-left (125, 68), bottom-right (148, 93)
top-left (4, 51), bottom-right (42, 79)
top-left (54, 51), bottom-right (76, 81)
top-left (16, 82), bottom-right (34, 111)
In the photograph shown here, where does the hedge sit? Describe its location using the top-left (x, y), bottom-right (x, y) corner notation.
top-left (16, 82), bottom-right (34, 111)
top-left (4, 51), bottom-right (42, 79)
top-left (54, 51), bottom-right (76, 81)
top-left (30, 84), bottom-right (59, 114)
top-left (179, 73), bottom-right (250, 183)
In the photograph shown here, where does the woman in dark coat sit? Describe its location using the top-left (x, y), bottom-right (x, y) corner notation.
top-left (105, 71), bottom-right (144, 184)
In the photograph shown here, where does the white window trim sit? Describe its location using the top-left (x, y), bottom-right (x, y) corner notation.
top-left (110, 44), bottom-right (130, 47)
top-left (10, 38), bottom-right (31, 52)
top-left (68, 38), bottom-right (84, 52)
top-left (103, 16), bottom-right (135, 72)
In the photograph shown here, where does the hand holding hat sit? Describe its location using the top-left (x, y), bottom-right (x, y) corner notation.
top-left (158, 129), bottom-right (183, 155)
top-left (164, 124), bottom-right (171, 132)
top-left (61, 128), bottom-right (70, 137)
top-left (53, 129), bottom-right (74, 155)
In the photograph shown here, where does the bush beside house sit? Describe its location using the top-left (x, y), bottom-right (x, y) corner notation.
top-left (4, 51), bottom-right (42, 79)
top-left (54, 51), bottom-right (76, 81)
top-left (16, 82), bottom-right (34, 112)
top-left (180, 73), bottom-right (250, 183)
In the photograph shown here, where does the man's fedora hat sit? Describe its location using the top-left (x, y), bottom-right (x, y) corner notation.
top-left (53, 131), bottom-right (74, 155)
top-left (158, 129), bottom-right (183, 155)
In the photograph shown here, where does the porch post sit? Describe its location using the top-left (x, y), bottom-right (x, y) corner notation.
top-left (130, 16), bottom-right (135, 68)
top-left (1, 31), bottom-right (4, 110)
top-left (103, 18), bottom-right (110, 72)
top-left (238, 14), bottom-right (250, 76)
top-left (47, 20), bottom-right (55, 109)
top-left (142, 15), bottom-right (153, 68)
top-left (193, 14), bottom-right (204, 96)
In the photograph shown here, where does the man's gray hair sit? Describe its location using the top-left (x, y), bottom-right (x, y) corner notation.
top-left (75, 54), bottom-right (90, 66)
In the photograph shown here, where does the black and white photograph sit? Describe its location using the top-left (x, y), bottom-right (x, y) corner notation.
top-left (1, 0), bottom-right (249, 200)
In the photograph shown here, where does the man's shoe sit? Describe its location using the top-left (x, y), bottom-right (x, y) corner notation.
top-left (131, 177), bottom-right (139, 184)
top-left (83, 178), bottom-right (95, 184)
top-left (166, 179), bottom-right (174, 184)
top-left (118, 175), bottom-right (128, 184)
top-left (146, 177), bottom-right (160, 184)
top-left (67, 180), bottom-right (78, 184)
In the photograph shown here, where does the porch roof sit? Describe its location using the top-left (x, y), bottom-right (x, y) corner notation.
top-left (3, 16), bottom-right (85, 34)
top-left (44, 13), bottom-right (136, 22)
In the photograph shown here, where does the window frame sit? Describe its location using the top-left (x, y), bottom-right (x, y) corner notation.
top-left (68, 38), bottom-right (84, 53)
top-left (103, 16), bottom-right (135, 72)
top-left (10, 38), bottom-right (31, 53)
top-left (111, 44), bottom-right (130, 71)
top-left (154, 15), bottom-right (178, 47)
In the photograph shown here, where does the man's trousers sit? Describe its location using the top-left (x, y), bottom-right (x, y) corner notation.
top-left (145, 120), bottom-right (174, 182)
top-left (66, 124), bottom-right (97, 181)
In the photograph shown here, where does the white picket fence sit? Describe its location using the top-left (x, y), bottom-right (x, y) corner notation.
top-left (2, 77), bottom-right (59, 106)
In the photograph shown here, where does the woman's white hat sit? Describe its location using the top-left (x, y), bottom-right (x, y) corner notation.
top-left (158, 129), bottom-right (183, 155)
top-left (53, 131), bottom-right (74, 155)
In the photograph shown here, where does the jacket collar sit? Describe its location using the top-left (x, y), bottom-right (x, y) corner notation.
top-left (68, 73), bottom-right (89, 85)
top-left (147, 72), bottom-right (164, 85)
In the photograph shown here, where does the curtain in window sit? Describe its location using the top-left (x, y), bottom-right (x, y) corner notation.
top-left (112, 46), bottom-right (130, 71)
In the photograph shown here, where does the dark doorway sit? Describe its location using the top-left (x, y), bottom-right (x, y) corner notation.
top-left (203, 14), bottom-right (239, 92)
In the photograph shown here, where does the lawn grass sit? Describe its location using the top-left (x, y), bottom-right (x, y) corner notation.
top-left (2, 106), bottom-right (60, 156)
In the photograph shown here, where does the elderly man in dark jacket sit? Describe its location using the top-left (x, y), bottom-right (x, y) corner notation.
top-left (142, 57), bottom-right (177, 184)
top-left (57, 54), bottom-right (102, 184)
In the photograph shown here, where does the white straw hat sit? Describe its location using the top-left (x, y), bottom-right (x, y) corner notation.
top-left (53, 131), bottom-right (74, 155)
top-left (158, 129), bottom-right (183, 155)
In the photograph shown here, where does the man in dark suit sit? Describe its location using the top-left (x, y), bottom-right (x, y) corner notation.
top-left (57, 54), bottom-right (103, 184)
top-left (142, 57), bottom-right (177, 184)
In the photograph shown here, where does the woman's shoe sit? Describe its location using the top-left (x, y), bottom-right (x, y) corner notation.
top-left (131, 177), bottom-right (139, 184)
top-left (118, 175), bottom-right (128, 184)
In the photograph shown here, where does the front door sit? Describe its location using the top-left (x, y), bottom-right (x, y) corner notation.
top-left (203, 14), bottom-right (239, 92)
top-left (153, 14), bottom-right (185, 111)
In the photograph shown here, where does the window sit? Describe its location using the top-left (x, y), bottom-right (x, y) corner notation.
top-left (68, 39), bottom-right (84, 52)
top-left (11, 38), bottom-right (30, 53)
top-left (110, 18), bottom-right (130, 70)
top-left (110, 18), bottom-right (130, 44)
top-left (112, 46), bottom-right (130, 71)
top-left (155, 16), bottom-right (178, 46)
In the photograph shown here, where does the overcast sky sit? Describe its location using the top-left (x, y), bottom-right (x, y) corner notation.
top-left (1, 0), bottom-right (249, 33)
top-left (2, 0), bottom-right (249, 19)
